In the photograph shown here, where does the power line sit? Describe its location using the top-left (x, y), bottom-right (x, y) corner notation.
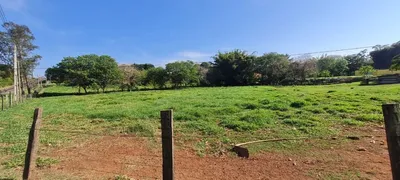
top-left (0, 4), bottom-right (8, 24)
top-left (288, 45), bottom-right (379, 57)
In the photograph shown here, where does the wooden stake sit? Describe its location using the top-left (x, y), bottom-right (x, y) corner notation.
top-left (382, 103), bottom-right (400, 180)
top-left (161, 110), bottom-right (174, 180)
top-left (23, 108), bottom-right (42, 180)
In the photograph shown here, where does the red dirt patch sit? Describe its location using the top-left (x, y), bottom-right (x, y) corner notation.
top-left (37, 127), bottom-right (391, 180)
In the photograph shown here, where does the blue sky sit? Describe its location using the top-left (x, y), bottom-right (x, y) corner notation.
top-left (1, 0), bottom-right (400, 76)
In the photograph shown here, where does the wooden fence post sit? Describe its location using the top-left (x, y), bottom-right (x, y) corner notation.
top-left (23, 108), bottom-right (43, 180)
top-left (382, 103), bottom-right (400, 180)
top-left (161, 110), bottom-right (174, 180)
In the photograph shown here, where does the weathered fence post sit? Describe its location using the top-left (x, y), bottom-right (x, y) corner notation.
top-left (161, 109), bottom-right (174, 180)
top-left (382, 104), bottom-right (400, 180)
top-left (23, 108), bottom-right (43, 180)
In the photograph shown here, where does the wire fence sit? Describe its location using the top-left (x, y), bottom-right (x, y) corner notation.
top-left (16, 107), bottom-right (391, 180)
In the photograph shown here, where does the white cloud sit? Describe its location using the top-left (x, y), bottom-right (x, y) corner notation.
top-left (176, 51), bottom-right (212, 59)
top-left (0, 0), bottom-right (26, 12)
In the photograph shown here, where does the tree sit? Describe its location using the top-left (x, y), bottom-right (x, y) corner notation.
top-left (317, 55), bottom-right (348, 76)
top-left (254, 53), bottom-right (289, 85)
top-left (358, 65), bottom-right (376, 85)
top-left (209, 50), bottom-right (256, 86)
top-left (316, 55), bottom-right (336, 74)
top-left (145, 67), bottom-right (169, 88)
top-left (45, 66), bottom-right (66, 84)
top-left (319, 70), bottom-right (331, 77)
top-left (331, 57), bottom-right (349, 76)
top-left (56, 56), bottom-right (92, 93)
top-left (370, 41), bottom-right (400, 69)
top-left (0, 22), bottom-right (41, 94)
top-left (345, 49), bottom-right (370, 75)
top-left (166, 61), bottom-right (199, 87)
top-left (90, 55), bottom-right (121, 92)
top-left (287, 59), bottom-right (317, 82)
top-left (390, 55), bottom-right (400, 71)
top-left (133, 63), bottom-right (155, 70)
top-left (359, 65), bottom-right (376, 77)
top-left (119, 65), bottom-right (143, 91)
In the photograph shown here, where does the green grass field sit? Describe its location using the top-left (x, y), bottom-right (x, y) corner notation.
top-left (0, 83), bottom-right (399, 177)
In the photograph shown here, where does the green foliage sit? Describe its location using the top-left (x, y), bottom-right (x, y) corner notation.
top-left (358, 65), bottom-right (376, 78)
top-left (0, 77), bottom-right (12, 88)
top-left (145, 67), bottom-right (169, 88)
top-left (183, 121), bottom-right (224, 135)
top-left (208, 49), bottom-right (257, 86)
top-left (166, 61), bottom-right (199, 87)
top-left (287, 59), bottom-right (318, 81)
top-left (254, 53), bottom-right (290, 84)
top-left (46, 55), bottom-right (121, 93)
top-left (90, 55), bottom-right (121, 92)
top-left (133, 63), bottom-right (154, 70)
top-left (370, 41), bottom-right (400, 69)
top-left (290, 101), bottom-right (306, 108)
top-left (119, 65), bottom-right (143, 91)
top-left (354, 114), bottom-right (382, 122)
top-left (0, 22), bottom-right (41, 94)
top-left (345, 50), bottom-right (370, 75)
top-left (317, 56), bottom-right (349, 76)
top-left (220, 119), bottom-right (259, 131)
top-left (125, 121), bottom-right (156, 137)
top-left (36, 157), bottom-right (59, 168)
top-left (319, 70), bottom-right (331, 77)
top-left (390, 55), bottom-right (400, 71)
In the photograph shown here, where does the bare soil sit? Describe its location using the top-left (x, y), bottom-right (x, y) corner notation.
top-left (37, 126), bottom-right (391, 180)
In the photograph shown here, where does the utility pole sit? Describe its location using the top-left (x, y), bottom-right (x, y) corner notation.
top-left (13, 44), bottom-right (18, 103)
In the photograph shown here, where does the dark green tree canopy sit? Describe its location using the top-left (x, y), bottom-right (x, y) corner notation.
top-left (47, 54), bottom-right (121, 93)
top-left (370, 41), bottom-right (400, 69)
top-left (133, 63), bottom-right (155, 70)
top-left (166, 61), bottom-right (199, 87)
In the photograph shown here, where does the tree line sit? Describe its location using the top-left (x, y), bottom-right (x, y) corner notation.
top-left (45, 44), bottom-right (400, 92)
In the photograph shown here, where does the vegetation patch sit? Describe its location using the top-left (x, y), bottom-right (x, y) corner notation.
top-left (354, 114), bottom-right (382, 122)
top-left (124, 121), bottom-right (156, 137)
top-left (290, 101), bottom-right (306, 108)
